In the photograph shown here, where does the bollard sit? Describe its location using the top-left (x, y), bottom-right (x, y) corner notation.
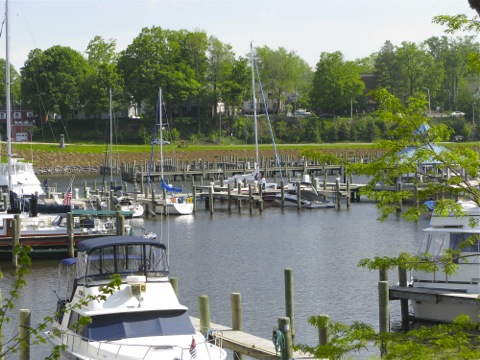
top-left (284, 268), bottom-right (295, 339)
top-left (170, 277), bottom-right (178, 297)
top-left (19, 309), bottom-right (31, 360)
top-left (231, 292), bottom-right (244, 360)
top-left (199, 295), bottom-right (211, 335)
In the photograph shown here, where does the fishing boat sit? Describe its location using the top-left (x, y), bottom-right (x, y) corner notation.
top-left (45, 236), bottom-right (227, 360)
top-left (275, 175), bottom-right (335, 209)
top-left (149, 89), bottom-right (193, 215)
top-left (410, 200), bottom-right (480, 322)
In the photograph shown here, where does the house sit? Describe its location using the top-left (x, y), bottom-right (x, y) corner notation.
top-left (0, 106), bottom-right (38, 142)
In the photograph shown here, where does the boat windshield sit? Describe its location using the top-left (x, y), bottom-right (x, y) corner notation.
top-left (69, 309), bottom-right (195, 341)
top-left (419, 231), bottom-right (480, 259)
top-left (76, 243), bottom-right (168, 285)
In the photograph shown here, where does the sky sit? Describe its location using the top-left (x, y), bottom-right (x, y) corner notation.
top-left (3, 0), bottom-right (477, 70)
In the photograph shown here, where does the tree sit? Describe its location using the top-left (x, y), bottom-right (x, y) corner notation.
top-left (83, 36), bottom-right (124, 120)
top-left (0, 59), bottom-right (21, 105)
top-left (309, 51), bottom-right (365, 115)
top-left (117, 26), bottom-right (201, 117)
top-left (374, 40), bottom-right (402, 96)
top-left (21, 46), bottom-right (90, 125)
top-left (255, 46), bottom-right (312, 114)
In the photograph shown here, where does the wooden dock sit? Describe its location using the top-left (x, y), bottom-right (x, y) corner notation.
top-left (191, 318), bottom-right (314, 360)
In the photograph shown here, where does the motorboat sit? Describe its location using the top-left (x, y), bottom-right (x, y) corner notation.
top-left (411, 200), bottom-right (480, 322)
top-left (275, 175), bottom-right (335, 209)
top-left (0, 158), bottom-right (45, 197)
top-left (45, 236), bottom-right (227, 360)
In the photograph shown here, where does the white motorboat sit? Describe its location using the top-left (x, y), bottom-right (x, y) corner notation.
top-left (411, 200), bottom-right (480, 322)
top-left (46, 236), bottom-right (227, 360)
top-left (0, 158), bottom-right (44, 196)
top-left (275, 175), bottom-right (335, 209)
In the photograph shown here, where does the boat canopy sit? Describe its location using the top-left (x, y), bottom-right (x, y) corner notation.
top-left (161, 179), bottom-right (182, 193)
top-left (76, 236), bottom-right (168, 285)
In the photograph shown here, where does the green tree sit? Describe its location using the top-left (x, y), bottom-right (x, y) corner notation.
top-left (117, 26), bottom-right (200, 117)
top-left (21, 46), bottom-right (90, 126)
top-left (255, 46), bottom-right (312, 114)
top-left (309, 51), bottom-right (365, 115)
top-left (374, 40), bottom-right (402, 96)
top-left (0, 59), bottom-right (21, 105)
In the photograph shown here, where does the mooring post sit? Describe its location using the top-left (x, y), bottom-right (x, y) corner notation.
top-left (12, 216), bottom-right (19, 267)
top-left (284, 268), bottom-right (295, 339)
top-left (208, 185), bottom-right (214, 214)
top-left (170, 277), bottom-right (178, 297)
top-left (296, 181), bottom-right (301, 210)
top-left (116, 211), bottom-right (125, 236)
top-left (318, 314), bottom-right (329, 345)
top-left (192, 185), bottom-right (197, 213)
top-left (398, 266), bottom-right (409, 329)
top-left (378, 280), bottom-right (389, 356)
top-left (335, 179), bottom-right (341, 210)
top-left (346, 180), bottom-right (351, 208)
top-left (277, 317), bottom-right (293, 360)
top-left (227, 184), bottom-right (232, 210)
top-left (67, 212), bottom-right (74, 258)
top-left (280, 181), bottom-right (285, 208)
top-left (248, 185), bottom-right (253, 213)
top-left (237, 183), bottom-right (242, 211)
top-left (199, 295), bottom-right (210, 335)
top-left (231, 292), bottom-right (244, 360)
top-left (19, 309), bottom-right (31, 360)
top-left (0, 289), bottom-right (3, 360)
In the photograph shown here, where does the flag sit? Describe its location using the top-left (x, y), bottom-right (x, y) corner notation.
top-left (63, 187), bottom-right (72, 205)
top-left (189, 337), bottom-right (197, 358)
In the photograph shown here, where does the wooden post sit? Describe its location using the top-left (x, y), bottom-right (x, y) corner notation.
top-left (346, 180), bottom-right (351, 208)
top-left (237, 183), bottom-right (242, 211)
top-left (208, 185), bottom-right (214, 214)
top-left (284, 268), bottom-right (295, 339)
top-left (379, 268), bottom-right (388, 282)
top-left (318, 314), bottom-right (329, 346)
top-left (231, 293), bottom-right (243, 360)
top-left (296, 181), bottom-right (301, 209)
top-left (227, 184), bottom-right (232, 210)
top-left (0, 289), bottom-right (3, 360)
top-left (277, 317), bottom-right (293, 360)
top-left (335, 179), bottom-right (341, 210)
top-left (116, 211), bottom-right (125, 236)
top-left (170, 277), bottom-right (178, 297)
top-left (280, 181), bottom-right (285, 208)
top-left (192, 185), bottom-right (197, 213)
top-left (199, 295), bottom-right (210, 335)
top-left (67, 212), bottom-right (74, 258)
top-left (12, 216), bottom-right (19, 267)
top-left (398, 266), bottom-right (409, 329)
top-left (3, 194), bottom-right (7, 211)
top-left (378, 280), bottom-right (389, 356)
top-left (248, 185), bottom-right (253, 213)
top-left (19, 309), bottom-right (31, 360)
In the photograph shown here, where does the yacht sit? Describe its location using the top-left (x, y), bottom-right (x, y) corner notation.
top-left (46, 236), bottom-right (227, 360)
top-left (411, 200), bottom-right (480, 322)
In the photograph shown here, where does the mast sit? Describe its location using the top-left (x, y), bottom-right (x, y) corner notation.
top-left (6, 0), bottom-right (11, 191)
top-left (109, 88), bottom-right (113, 187)
top-left (250, 43), bottom-right (259, 169)
top-left (159, 88), bottom-right (164, 179)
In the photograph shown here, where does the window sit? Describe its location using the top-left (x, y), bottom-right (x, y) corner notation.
top-left (0, 112), bottom-right (6, 119)
top-left (27, 111), bottom-right (34, 117)
top-left (13, 112), bottom-right (21, 120)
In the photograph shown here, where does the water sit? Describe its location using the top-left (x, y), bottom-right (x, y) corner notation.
top-left (1, 174), bottom-right (430, 359)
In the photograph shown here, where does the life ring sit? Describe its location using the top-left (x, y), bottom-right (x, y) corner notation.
top-left (38, 221), bottom-right (45, 228)
top-left (171, 197), bottom-right (176, 203)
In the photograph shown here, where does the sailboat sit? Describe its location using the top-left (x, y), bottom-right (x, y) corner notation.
top-left (103, 88), bottom-right (144, 217)
top-left (0, 0), bottom-right (43, 198)
top-left (220, 43), bottom-right (278, 194)
top-left (149, 89), bottom-right (193, 215)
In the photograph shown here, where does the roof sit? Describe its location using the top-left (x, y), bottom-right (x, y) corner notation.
top-left (397, 144), bottom-right (447, 165)
top-left (77, 236), bottom-right (165, 254)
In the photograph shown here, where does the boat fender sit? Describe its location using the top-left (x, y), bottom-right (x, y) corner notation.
top-left (206, 329), bottom-right (215, 343)
top-left (186, 197), bottom-right (192, 203)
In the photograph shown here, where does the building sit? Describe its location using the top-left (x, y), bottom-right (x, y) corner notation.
top-left (0, 106), bottom-right (38, 142)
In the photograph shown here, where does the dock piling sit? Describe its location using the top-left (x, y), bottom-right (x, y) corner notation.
top-left (284, 268), bottom-right (295, 339)
top-left (19, 309), bottom-right (31, 360)
top-left (199, 295), bottom-right (211, 335)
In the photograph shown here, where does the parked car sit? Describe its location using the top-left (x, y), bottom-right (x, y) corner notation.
top-left (451, 111), bottom-right (466, 117)
top-left (293, 109), bottom-right (311, 117)
top-left (151, 138), bottom-right (170, 145)
top-left (320, 113), bottom-right (333, 118)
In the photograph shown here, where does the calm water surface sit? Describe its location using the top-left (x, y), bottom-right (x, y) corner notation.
top-left (1, 174), bottom-right (430, 359)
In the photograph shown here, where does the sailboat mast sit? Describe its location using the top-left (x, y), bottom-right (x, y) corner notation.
top-left (109, 88), bottom-right (113, 186)
top-left (6, 0), bottom-right (11, 191)
top-left (250, 43), bottom-right (259, 169)
top-left (159, 88), bottom-right (164, 180)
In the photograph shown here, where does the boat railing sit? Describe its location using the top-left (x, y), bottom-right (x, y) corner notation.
top-left (56, 330), bottom-right (225, 360)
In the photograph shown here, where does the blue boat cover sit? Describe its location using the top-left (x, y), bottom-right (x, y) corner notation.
top-left (161, 179), bottom-right (182, 193)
